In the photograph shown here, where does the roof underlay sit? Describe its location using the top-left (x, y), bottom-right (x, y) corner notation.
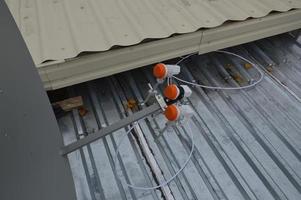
top-left (5, 0), bottom-right (301, 90)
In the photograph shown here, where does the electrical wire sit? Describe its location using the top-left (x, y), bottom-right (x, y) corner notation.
top-left (173, 50), bottom-right (265, 90)
top-left (176, 53), bottom-right (197, 65)
top-left (113, 121), bottom-right (195, 190)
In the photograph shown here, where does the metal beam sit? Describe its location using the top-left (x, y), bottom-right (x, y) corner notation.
top-left (60, 103), bottom-right (161, 155)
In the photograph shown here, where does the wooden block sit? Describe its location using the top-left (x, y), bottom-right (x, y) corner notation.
top-left (54, 96), bottom-right (83, 111)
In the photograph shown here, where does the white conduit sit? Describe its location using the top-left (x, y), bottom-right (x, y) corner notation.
top-left (174, 50), bottom-right (265, 90)
top-left (113, 121), bottom-right (195, 190)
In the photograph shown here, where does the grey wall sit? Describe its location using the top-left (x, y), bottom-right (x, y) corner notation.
top-left (0, 1), bottom-right (76, 199)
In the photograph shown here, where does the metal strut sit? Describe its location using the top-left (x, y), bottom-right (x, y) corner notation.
top-left (60, 103), bottom-right (161, 155)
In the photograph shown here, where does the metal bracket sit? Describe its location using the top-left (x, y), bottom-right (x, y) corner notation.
top-left (140, 83), bottom-right (159, 105)
top-left (155, 121), bottom-right (175, 139)
top-left (155, 94), bottom-right (167, 111)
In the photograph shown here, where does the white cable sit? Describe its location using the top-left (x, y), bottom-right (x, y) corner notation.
top-left (113, 121), bottom-right (195, 190)
top-left (173, 50), bottom-right (265, 90)
top-left (176, 53), bottom-right (197, 65)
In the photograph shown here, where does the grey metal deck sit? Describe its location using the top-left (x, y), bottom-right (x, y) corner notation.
top-left (57, 33), bottom-right (301, 200)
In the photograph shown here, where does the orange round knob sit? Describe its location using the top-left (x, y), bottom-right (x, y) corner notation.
top-left (164, 104), bottom-right (180, 121)
top-left (164, 84), bottom-right (179, 100)
top-left (153, 63), bottom-right (167, 79)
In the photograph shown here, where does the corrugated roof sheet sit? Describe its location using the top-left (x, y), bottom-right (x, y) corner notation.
top-left (5, 0), bottom-right (301, 65)
top-left (56, 34), bottom-right (301, 200)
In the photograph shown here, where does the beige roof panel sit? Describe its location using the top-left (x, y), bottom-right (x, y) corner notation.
top-left (5, 0), bottom-right (301, 65)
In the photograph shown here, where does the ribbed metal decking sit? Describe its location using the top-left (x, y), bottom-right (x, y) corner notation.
top-left (56, 34), bottom-right (301, 200)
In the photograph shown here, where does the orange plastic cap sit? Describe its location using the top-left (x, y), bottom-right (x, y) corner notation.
top-left (164, 84), bottom-right (179, 100)
top-left (153, 63), bottom-right (167, 79)
top-left (164, 104), bottom-right (180, 121)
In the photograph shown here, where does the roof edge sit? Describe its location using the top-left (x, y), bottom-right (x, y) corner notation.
top-left (40, 9), bottom-right (301, 90)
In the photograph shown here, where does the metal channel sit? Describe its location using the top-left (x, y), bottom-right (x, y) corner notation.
top-left (61, 103), bottom-right (160, 155)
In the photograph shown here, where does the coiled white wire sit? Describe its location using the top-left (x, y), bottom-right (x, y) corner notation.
top-left (113, 121), bottom-right (195, 190)
top-left (173, 50), bottom-right (265, 90)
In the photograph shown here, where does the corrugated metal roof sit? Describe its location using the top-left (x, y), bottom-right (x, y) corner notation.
top-left (56, 34), bottom-right (301, 200)
top-left (5, 0), bottom-right (301, 65)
